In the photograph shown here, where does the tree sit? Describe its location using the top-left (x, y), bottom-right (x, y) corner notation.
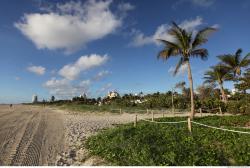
top-left (175, 81), bottom-right (190, 99)
top-left (157, 22), bottom-right (217, 119)
top-left (217, 49), bottom-right (250, 86)
top-left (235, 68), bottom-right (250, 93)
top-left (196, 84), bottom-right (214, 100)
top-left (51, 95), bottom-right (55, 102)
top-left (204, 65), bottom-right (233, 103)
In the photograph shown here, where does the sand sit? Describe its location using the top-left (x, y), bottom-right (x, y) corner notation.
top-left (0, 104), bottom-right (223, 166)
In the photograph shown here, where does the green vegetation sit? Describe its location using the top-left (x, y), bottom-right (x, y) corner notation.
top-left (204, 64), bottom-right (233, 102)
top-left (86, 115), bottom-right (250, 166)
top-left (157, 22), bottom-right (217, 119)
top-left (29, 22), bottom-right (250, 117)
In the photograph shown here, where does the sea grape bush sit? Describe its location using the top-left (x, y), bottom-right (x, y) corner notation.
top-left (86, 115), bottom-right (250, 166)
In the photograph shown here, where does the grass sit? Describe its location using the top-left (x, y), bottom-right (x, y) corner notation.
top-left (86, 115), bottom-right (250, 166)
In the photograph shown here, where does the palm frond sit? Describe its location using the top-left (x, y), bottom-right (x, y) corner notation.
top-left (192, 27), bottom-right (217, 48)
top-left (174, 58), bottom-right (186, 75)
top-left (239, 52), bottom-right (250, 67)
top-left (157, 39), bottom-right (180, 49)
top-left (217, 54), bottom-right (236, 68)
top-left (235, 48), bottom-right (243, 64)
top-left (190, 48), bottom-right (208, 60)
top-left (169, 22), bottom-right (189, 49)
top-left (175, 81), bottom-right (186, 89)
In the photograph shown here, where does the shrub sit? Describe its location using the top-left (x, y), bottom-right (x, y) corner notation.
top-left (86, 116), bottom-right (250, 166)
top-left (226, 100), bottom-right (250, 115)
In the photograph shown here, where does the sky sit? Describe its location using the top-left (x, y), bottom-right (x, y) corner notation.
top-left (1, 0), bottom-right (250, 103)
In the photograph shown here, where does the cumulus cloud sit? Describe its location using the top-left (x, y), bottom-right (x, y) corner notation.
top-left (27, 65), bottom-right (46, 75)
top-left (59, 54), bottom-right (109, 80)
top-left (93, 70), bottom-right (110, 81)
top-left (130, 17), bottom-right (203, 47)
top-left (43, 78), bottom-right (91, 98)
top-left (168, 63), bottom-right (188, 76)
top-left (15, 0), bottom-right (132, 53)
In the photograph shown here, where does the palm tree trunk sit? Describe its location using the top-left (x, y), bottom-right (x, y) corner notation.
top-left (187, 61), bottom-right (195, 119)
top-left (219, 83), bottom-right (227, 103)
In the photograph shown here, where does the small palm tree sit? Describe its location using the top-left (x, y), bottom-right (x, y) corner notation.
top-left (204, 65), bottom-right (233, 102)
top-left (217, 49), bottom-right (250, 83)
top-left (175, 81), bottom-right (190, 99)
top-left (157, 22), bottom-right (217, 119)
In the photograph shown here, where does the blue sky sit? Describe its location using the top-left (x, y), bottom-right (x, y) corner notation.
top-left (1, 0), bottom-right (250, 103)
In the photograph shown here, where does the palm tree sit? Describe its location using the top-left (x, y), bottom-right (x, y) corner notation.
top-left (217, 49), bottom-right (250, 85)
top-left (175, 81), bottom-right (190, 99)
top-left (204, 65), bottom-right (233, 102)
top-left (235, 68), bottom-right (250, 93)
top-left (157, 22), bottom-right (217, 119)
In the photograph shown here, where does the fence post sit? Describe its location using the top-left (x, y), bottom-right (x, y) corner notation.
top-left (188, 117), bottom-right (192, 132)
top-left (134, 114), bottom-right (137, 127)
top-left (151, 111), bottom-right (154, 121)
top-left (120, 108), bottom-right (122, 114)
top-left (162, 111), bottom-right (164, 118)
top-left (146, 108), bottom-right (149, 115)
top-left (219, 106), bottom-right (222, 115)
top-left (199, 108), bottom-right (202, 117)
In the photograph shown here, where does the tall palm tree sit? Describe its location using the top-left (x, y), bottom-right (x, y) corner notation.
top-left (235, 68), bottom-right (250, 93)
top-left (204, 65), bottom-right (233, 102)
top-left (217, 49), bottom-right (250, 84)
top-left (157, 22), bottom-right (217, 119)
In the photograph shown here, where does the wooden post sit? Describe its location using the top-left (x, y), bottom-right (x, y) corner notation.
top-left (162, 111), bottom-right (164, 118)
top-left (188, 117), bottom-right (192, 132)
top-left (120, 108), bottom-right (122, 114)
top-left (219, 106), bottom-right (222, 115)
top-left (151, 111), bottom-right (154, 121)
top-left (172, 88), bottom-right (174, 115)
top-left (199, 108), bottom-right (202, 117)
top-left (146, 108), bottom-right (149, 115)
top-left (134, 115), bottom-right (137, 127)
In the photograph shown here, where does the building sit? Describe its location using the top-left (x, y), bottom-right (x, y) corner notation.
top-left (107, 91), bottom-right (119, 99)
top-left (32, 94), bottom-right (38, 103)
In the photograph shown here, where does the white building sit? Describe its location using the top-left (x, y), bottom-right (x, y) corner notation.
top-left (107, 91), bottom-right (119, 99)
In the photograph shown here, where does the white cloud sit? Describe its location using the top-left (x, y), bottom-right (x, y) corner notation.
top-left (93, 70), bottom-right (110, 81)
top-left (27, 65), bottom-right (46, 75)
top-left (179, 17), bottom-right (203, 32)
top-left (15, 0), bottom-right (131, 53)
top-left (80, 79), bottom-right (91, 87)
top-left (191, 0), bottom-right (214, 7)
top-left (118, 2), bottom-right (135, 11)
top-left (43, 78), bottom-right (91, 99)
top-left (168, 63), bottom-right (188, 76)
top-left (130, 17), bottom-right (203, 47)
top-left (129, 29), bottom-right (154, 47)
top-left (59, 54), bottom-right (109, 80)
top-left (172, 0), bottom-right (214, 9)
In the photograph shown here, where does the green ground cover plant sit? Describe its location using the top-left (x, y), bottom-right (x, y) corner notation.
top-left (86, 115), bottom-right (250, 166)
